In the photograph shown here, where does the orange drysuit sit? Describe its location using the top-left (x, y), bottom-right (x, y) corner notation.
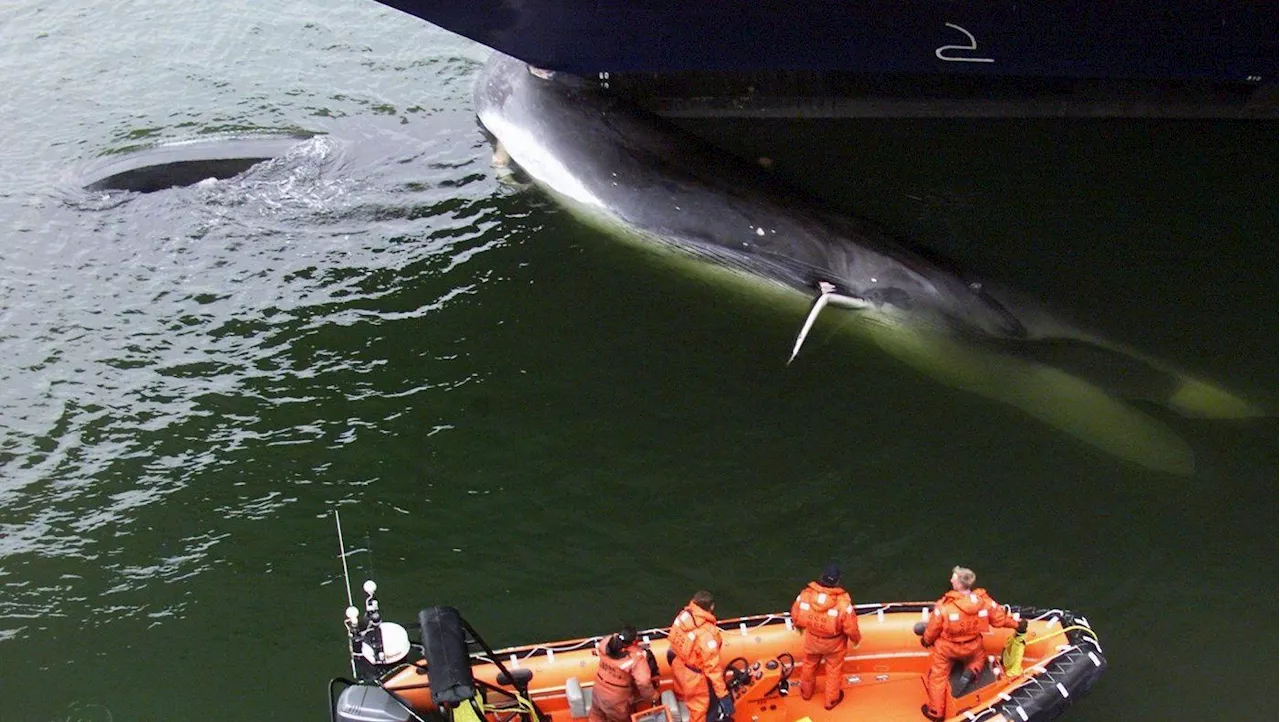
top-left (589, 637), bottom-right (658, 722)
top-left (668, 602), bottom-right (729, 722)
top-left (789, 582), bottom-right (861, 707)
top-left (920, 588), bottom-right (1020, 718)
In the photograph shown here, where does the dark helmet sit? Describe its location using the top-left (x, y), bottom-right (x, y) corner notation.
top-left (606, 624), bottom-right (638, 657)
top-left (820, 563), bottom-right (841, 586)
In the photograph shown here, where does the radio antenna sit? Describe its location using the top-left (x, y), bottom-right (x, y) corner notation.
top-left (335, 508), bottom-right (354, 609)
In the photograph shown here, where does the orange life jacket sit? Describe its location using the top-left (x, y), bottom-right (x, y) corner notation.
top-left (790, 582), bottom-right (856, 639)
top-left (932, 588), bottom-right (1002, 640)
top-left (668, 602), bottom-right (722, 672)
top-left (594, 638), bottom-right (650, 690)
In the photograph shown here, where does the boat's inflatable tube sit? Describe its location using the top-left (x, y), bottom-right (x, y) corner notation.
top-left (982, 606), bottom-right (1107, 722)
top-left (365, 603), bottom-right (1105, 722)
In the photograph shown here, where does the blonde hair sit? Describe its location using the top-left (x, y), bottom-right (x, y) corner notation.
top-left (952, 566), bottom-right (976, 588)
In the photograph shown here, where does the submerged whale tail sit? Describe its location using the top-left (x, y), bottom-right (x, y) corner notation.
top-left (1165, 376), bottom-right (1262, 419)
top-left (860, 323), bottom-right (1200, 475)
top-left (1034, 337), bottom-right (1265, 421)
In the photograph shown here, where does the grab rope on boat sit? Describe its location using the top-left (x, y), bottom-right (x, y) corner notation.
top-left (1022, 625), bottom-right (1099, 650)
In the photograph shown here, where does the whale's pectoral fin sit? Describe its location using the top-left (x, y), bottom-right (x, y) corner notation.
top-left (787, 282), bottom-right (868, 365)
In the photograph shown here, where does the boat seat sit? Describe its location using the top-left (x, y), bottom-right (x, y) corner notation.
top-left (565, 677), bottom-right (593, 718)
top-left (949, 660), bottom-right (997, 698)
top-left (566, 679), bottom-right (682, 721)
top-left (662, 690), bottom-right (688, 722)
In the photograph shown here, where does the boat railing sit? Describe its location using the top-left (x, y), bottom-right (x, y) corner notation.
top-left (475, 603), bottom-right (944, 664)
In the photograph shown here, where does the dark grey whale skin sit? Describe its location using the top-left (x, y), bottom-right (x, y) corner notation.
top-left (80, 134), bottom-right (315, 193)
top-left (473, 52), bottom-right (1035, 342)
top-left (472, 52), bottom-right (1265, 476)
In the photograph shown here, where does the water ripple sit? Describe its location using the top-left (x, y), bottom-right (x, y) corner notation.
top-left (0, 31), bottom-right (519, 633)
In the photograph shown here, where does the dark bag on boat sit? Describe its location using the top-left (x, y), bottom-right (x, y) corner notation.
top-left (420, 606), bottom-right (477, 705)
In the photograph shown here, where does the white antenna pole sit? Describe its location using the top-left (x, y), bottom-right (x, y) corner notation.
top-left (335, 509), bottom-right (354, 609)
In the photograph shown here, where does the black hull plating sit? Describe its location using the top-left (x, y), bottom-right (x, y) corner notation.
top-left (377, 0), bottom-right (1275, 81)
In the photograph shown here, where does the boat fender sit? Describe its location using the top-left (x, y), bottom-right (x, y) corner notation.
top-left (419, 606), bottom-right (477, 705)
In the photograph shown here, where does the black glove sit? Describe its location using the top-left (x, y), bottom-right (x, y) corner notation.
top-left (920, 636), bottom-right (932, 648)
top-left (1016, 619), bottom-right (1028, 634)
top-left (718, 696), bottom-right (735, 719)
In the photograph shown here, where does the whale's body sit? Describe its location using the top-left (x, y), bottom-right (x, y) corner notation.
top-left (474, 56), bottom-right (1038, 338)
top-left (473, 52), bottom-right (1260, 475)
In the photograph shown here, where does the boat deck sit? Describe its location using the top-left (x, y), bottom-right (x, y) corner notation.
top-left (380, 608), bottom-right (1092, 722)
top-left (753, 676), bottom-right (935, 722)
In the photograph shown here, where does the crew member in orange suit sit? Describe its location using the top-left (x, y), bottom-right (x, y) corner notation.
top-left (789, 563), bottom-right (861, 710)
top-left (590, 625), bottom-right (658, 722)
top-left (667, 591), bottom-right (733, 722)
top-left (919, 566), bottom-right (1026, 721)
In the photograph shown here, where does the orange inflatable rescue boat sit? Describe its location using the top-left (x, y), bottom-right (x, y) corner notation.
top-left (328, 580), bottom-right (1105, 722)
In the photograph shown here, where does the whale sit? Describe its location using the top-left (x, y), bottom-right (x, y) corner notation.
top-left (472, 51), bottom-right (1261, 475)
top-left (79, 132), bottom-right (316, 193)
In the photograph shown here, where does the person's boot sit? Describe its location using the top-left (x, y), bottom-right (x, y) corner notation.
top-left (956, 668), bottom-right (976, 693)
top-left (823, 691), bottom-right (844, 710)
top-left (920, 704), bottom-right (943, 721)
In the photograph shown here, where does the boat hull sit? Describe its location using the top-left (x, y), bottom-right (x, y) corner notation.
top-left (376, 604), bottom-right (1105, 722)
top-left (374, 0), bottom-right (1275, 83)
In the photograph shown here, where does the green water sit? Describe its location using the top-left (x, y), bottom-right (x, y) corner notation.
top-left (0, 1), bottom-right (1275, 720)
